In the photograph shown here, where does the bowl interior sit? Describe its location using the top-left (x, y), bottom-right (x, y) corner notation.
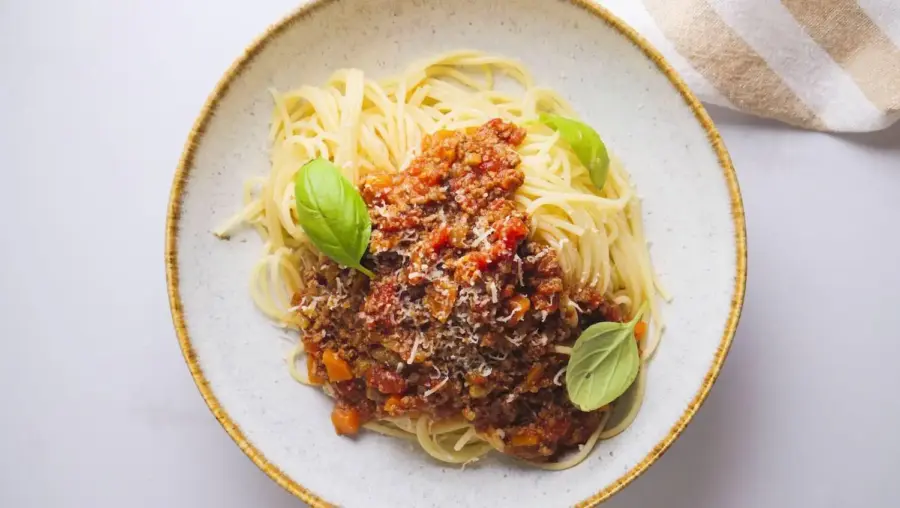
top-left (169, 0), bottom-right (742, 506)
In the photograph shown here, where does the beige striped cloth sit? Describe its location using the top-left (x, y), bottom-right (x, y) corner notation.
top-left (602, 0), bottom-right (900, 131)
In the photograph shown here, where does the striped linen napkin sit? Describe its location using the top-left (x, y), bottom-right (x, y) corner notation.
top-left (602, 0), bottom-right (900, 132)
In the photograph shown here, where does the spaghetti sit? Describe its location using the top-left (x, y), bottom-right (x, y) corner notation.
top-left (215, 51), bottom-right (665, 469)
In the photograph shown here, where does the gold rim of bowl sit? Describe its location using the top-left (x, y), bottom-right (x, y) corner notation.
top-left (165, 1), bottom-right (747, 506)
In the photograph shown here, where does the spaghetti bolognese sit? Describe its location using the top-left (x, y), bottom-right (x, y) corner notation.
top-left (214, 51), bottom-right (666, 469)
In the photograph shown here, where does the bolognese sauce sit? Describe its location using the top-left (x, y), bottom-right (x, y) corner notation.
top-left (293, 119), bottom-right (622, 462)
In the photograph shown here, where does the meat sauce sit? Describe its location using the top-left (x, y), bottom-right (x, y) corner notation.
top-left (294, 119), bottom-right (621, 462)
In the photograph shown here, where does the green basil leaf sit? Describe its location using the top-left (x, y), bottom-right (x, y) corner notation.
top-left (565, 310), bottom-right (643, 411)
top-left (294, 158), bottom-right (374, 278)
top-left (539, 113), bottom-right (610, 190)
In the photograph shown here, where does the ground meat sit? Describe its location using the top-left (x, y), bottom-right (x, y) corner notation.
top-left (293, 119), bottom-right (623, 462)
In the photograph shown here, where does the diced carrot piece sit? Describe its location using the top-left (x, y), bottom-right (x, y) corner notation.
top-left (424, 278), bottom-right (459, 323)
top-left (507, 294), bottom-right (531, 326)
top-left (634, 321), bottom-right (648, 340)
top-left (420, 130), bottom-right (459, 160)
top-left (384, 395), bottom-right (403, 414)
top-left (306, 355), bottom-right (326, 385)
top-left (323, 349), bottom-right (353, 382)
top-left (524, 365), bottom-right (544, 389)
top-left (363, 173), bottom-right (394, 190)
top-left (428, 129), bottom-right (457, 145)
top-left (331, 406), bottom-right (360, 436)
top-left (510, 430), bottom-right (540, 447)
top-left (468, 384), bottom-right (490, 398)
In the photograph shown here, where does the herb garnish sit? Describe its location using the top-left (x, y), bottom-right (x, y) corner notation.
top-left (565, 302), bottom-right (647, 411)
top-left (294, 158), bottom-right (374, 278)
top-left (539, 113), bottom-right (610, 191)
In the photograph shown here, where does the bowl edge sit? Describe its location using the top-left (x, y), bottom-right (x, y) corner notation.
top-left (164, 1), bottom-right (748, 506)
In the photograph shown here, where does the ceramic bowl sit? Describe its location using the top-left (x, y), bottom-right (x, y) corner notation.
top-left (166, 0), bottom-right (746, 506)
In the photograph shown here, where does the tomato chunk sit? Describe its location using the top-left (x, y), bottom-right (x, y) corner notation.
top-left (366, 366), bottom-right (407, 394)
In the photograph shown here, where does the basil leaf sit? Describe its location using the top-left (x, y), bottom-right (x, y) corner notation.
top-left (565, 308), bottom-right (644, 411)
top-left (539, 113), bottom-right (610, 190)
top-left (294, 158), bottom-right (374, 278)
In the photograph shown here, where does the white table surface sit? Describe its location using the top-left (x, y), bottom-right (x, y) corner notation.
top-left (2, 1), bottom-right (899, 507)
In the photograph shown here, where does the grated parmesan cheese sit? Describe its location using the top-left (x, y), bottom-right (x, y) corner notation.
top-left (423, 377), bottom-right (448, 397)
top-left (553, 366), bottom-right (567, 386)
top-left (515, 254), bottom-right (524, 286)
top-left (496, 309), bottom-right (517, 323)
top-left (408, 332), bottom-right (424, 364)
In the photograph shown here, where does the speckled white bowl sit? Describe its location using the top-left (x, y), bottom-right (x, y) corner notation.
top-left (166, 0), bottom-right (746, 506)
